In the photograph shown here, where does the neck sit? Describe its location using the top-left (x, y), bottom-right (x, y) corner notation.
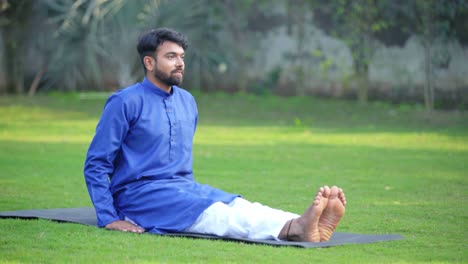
top-left (147, 74), bottom-right (171, 93)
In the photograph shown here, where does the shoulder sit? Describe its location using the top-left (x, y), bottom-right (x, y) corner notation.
top-left (173, 86), bottom-right (196, 102)
top-left (105, 82), bottom-right (147, 107)
top-left (101, 83), bottom-right (148, 121)
top-left (111, 82), bottom-right (145, 101)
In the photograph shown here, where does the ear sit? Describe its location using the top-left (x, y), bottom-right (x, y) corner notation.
top-left (143, 56), bottom-right (155, 72)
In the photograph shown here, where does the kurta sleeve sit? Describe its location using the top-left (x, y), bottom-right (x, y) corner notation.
top-left (84, 95), bottom-right (131, 227)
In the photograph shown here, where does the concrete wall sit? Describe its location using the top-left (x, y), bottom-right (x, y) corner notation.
top-left (258, 25), bottom-right (354, 95)
top-left (255, 21), bottom-right (468, 97)
top-left (370, 36), bottom-right (468, 91)
top-left (1, 6), bottom-right (466, 100)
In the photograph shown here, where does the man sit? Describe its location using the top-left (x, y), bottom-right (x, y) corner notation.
top-left (84, 28), bottom-right (346, 242)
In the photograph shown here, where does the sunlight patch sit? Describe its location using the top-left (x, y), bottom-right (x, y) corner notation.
top-left (195, 126), bottom-right (468, 152)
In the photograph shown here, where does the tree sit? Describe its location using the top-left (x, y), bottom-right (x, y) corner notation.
top-left (0, 0), bottom-right (161, 95)
top-left (142, 0), bottom-right (227, 91)
top-left (0, 0), bottom-right (33, 94)
top-left (310, 0), bottom-right (391, 103)
top-left (392, 0), bottom-right (467, 112)
top-left (36, 0), bottom-right (162, 93)
top-left (0, 0), bottom-right (259, 94)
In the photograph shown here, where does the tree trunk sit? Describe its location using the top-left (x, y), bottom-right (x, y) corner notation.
top-left (223, 0), bottom-right (248, 93)
top-left (423, 43), bottom-right (434, 113)
top-left (28, 66), bottom-right (46, 96)
top-left (295, 0), bottom-right (306, 96)
top-left (355, 38), bottom-right (369, 104)
top-left (2, 27), bottom-right (25, 94)
top-left (357, 76), bottom-right (369, 104)
top-left (0, 0), bottom-right (32, 95)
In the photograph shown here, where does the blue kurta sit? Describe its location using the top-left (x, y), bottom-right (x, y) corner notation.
top-left (84, 78), bottom-right (238, 234)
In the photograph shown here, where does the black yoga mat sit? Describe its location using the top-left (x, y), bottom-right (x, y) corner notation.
top-left (0, 207), bottom-right (403, 248)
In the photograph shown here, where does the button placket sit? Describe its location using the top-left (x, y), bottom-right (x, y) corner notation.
top-left (164, 97), bottom-right (176, 161)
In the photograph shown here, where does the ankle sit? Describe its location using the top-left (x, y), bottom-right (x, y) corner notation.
top-left (278, 219), bottom-right (295, 241)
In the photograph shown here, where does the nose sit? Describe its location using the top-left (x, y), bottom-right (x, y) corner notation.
top-left (176, 56), bottom-right (184, 67)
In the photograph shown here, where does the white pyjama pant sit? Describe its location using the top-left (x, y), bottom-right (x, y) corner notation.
top-left (185, 197), bottom-right (299, 240)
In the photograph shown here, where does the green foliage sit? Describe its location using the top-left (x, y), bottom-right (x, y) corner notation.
top-left (0, 0), bottom-right (282, 94)
top-left (249, 65), bottom-right (283, 96)
top-left (0, 0), bottom-right (467, 113)
top-left (309, 0), bottom-right (467, 109)
top-left (39, 0), bottom-right (161, 90)
top-left (309, 0), bottom-right (392, 103)
top-left (0, 0), bottom-right (34, 94)
top-left (392, 0), bottom-right (468, 113)
top-left (310, 0), bottom-right (388, 69)
top-left (0, 0), bottom-right (162, 93)
top-left (0, 94), bottom-right (467, 262)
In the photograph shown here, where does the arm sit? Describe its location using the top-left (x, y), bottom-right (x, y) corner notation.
top-left (84, 95), bottom-right (143, 233)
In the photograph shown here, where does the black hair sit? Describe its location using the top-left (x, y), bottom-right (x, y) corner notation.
top-left (137, 28), bottom-right (188, 73)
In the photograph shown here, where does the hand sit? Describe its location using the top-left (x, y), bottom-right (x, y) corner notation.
top-left (105, 220), bottom-right (145, 233)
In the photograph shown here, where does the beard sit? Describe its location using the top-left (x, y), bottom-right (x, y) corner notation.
top-left (153, 67), bottom-right (183, 87)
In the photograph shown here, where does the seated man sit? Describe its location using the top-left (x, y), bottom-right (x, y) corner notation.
top-left (84, 28), bottom-right (346, 242)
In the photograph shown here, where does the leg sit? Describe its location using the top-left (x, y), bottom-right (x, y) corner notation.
top-left (185, 198), bottom-right (299, 240)
top-left (186, 186), bottom-right (346, 242)
top-left (319, 186), bottom-right (346, 241)
top-left (278, 186), bottom-right (330, 242)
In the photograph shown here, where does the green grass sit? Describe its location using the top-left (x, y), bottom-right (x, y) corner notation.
top-left (0, 93), bottom-right (467, 263)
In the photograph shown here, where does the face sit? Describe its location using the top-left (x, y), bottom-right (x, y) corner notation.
top-left (145, 41), bottom-right (185, 89)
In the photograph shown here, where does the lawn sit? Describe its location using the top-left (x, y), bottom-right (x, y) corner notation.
top-left (0, 93), bottom-right (467, 263)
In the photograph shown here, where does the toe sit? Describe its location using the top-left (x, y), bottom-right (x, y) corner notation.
top-left (322, 186), bottom-right (331, 198)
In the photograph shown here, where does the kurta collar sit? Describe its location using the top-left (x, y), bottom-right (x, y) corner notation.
top-left (142, 77), bottom-right (175, 98)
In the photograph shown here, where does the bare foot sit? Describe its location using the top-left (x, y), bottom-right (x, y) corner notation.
top-left (318, 186), bottom-right (346, 241)
top-left (279, 186), bottom-right (330, 242)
